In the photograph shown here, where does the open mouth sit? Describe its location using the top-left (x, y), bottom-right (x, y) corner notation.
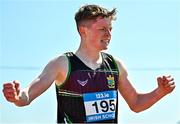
top-left (101, 39), bottom-right (110, 45)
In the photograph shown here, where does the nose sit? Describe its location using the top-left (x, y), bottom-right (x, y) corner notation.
top-left (105, 29), bottom-right (111, 38)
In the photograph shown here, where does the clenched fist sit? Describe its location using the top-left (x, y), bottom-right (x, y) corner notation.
top-left (157, 75), bottom-right (175, 95)
top-left (3, 80), bottom-right (20, 103)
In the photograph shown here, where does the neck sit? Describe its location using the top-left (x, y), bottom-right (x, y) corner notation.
top-left (75, 48), bottom-right (103, 70)
top-left (75, 47), bottom-right (102, 64)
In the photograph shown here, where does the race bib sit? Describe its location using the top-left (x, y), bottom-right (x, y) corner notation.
top-left (83, 90), bottom-right (117, 122)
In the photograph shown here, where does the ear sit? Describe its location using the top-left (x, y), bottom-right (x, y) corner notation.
top-left (79, 26), bottom-right (87, 37)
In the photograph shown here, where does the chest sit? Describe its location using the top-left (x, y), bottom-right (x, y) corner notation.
top-left (62, 69), bottom-right (118, 93)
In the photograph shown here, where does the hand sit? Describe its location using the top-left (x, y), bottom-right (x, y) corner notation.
top-left (3, 80), bottom-right (20, 103)
top-left (157, 75), bottom-right (175, 95)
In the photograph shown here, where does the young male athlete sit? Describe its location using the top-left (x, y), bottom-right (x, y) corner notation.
top-left (3, 4), bottom-right (175, 123)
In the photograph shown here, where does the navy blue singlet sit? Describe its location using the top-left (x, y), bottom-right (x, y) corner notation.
top-left (56, 52), bottom-right (119, 123)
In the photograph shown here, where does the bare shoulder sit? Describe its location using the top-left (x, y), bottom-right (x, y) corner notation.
top-left (50, 54), bottom-right (69, 85)
top-left (44, 54), bottom-right (68, 71)
top-left (52, 54), bottom-right (69, 69)
top-left (113, 57), bottom-right (128, 77)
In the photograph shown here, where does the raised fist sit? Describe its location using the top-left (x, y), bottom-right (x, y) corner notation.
top-left (3, 80), bottom-right (20, 103)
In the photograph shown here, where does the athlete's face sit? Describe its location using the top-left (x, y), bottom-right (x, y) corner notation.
top-left (84, 17), bottom-right (112, 51)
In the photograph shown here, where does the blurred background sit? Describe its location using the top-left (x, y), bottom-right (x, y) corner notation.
top-left (0, 0), bottom-right (180, 123)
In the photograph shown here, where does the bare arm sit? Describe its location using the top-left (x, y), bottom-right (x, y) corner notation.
top-left (3, 55), bottom-right (68, 106)
top-left (116, 59), bottom-right (175, 113)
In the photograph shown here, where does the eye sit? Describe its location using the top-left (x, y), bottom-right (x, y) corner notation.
top-left (99, 28), bottom-right (105, 31)
top-left (98, 27), bottom-right (112, 32)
